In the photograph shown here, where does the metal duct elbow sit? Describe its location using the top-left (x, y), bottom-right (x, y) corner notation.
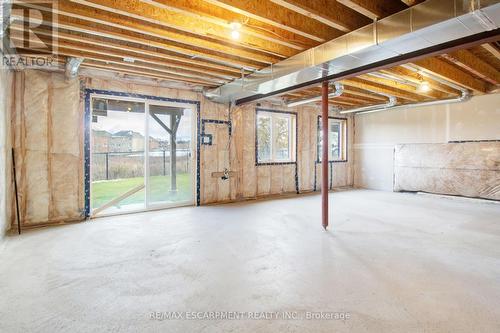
top-left (457, 88), bottom-right (471, 102)
top-left (286, 82), bottom-right (344, 107)
top-left (65, 57), bottom-right (84, 79)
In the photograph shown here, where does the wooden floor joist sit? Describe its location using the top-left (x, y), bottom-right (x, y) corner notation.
top-left (71, 0), bottom-right (299, 58)
top-left (12, 0), bottom-right (500, 106)
top-left (269, 0), bottom-right (370, 32)
top-left (203, 0), bottom-right (344, 42)
top-left (139, 0), bottom-right (314, 50)
top-left (413, 57), bottom-right (491, 94)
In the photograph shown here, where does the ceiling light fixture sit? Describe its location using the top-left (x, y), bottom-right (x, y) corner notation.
top-left (417, 81), bottom-right (431, 93)
top-left (229, 21), bottom-right (242, 40)
top-left (231, 30), bottom-right (240, 40)
top-left (416, 72), bottom-right (431, 93)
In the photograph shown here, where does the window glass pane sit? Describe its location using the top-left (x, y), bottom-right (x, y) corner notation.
top-left (329, 121), bottom-right (340, 160)
top-left (318, 117), bottom-right (345, 161)
top-left (257, 115), bottom-right (271, 161)
top-left (274, 116), bottom-right (290, 160)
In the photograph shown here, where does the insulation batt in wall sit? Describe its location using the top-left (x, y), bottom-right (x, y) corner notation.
top-left (0, 68), bottom-right (13, 235)
top-left (7, 70), bottom-right (354, 227)
top-left (11, 70), bottom-right (84, 226)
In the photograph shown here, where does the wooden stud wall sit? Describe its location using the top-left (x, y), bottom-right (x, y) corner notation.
top-left (9, 69), bottom-right (353, 227)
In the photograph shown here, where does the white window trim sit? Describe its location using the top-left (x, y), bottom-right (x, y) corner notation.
top-left (257, 110), bottom-right (296, 164)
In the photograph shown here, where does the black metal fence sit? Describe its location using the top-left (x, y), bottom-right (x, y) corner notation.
top-left (92, 149), bottom-right (191, 181)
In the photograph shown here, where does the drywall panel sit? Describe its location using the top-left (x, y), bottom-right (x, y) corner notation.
top-left (394, 142), bottom-right (500, 200)
top-left (354, 93), bottom-right (500, 192)
top-left (448, 94), bottom-right (500, 142)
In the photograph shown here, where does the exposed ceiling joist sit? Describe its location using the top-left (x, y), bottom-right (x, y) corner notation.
top-left (269, 0), bottom-right (370, 32)
top-left (10, 23), bottom-right (241, 79)
top-left (413, 58), bottom-right (491, 93)
top-left (359, 73), bottom-right (449, 100)
top-left (203, 0), bottom-right (343, 42)
top-left (139, 0), bottom-right (314, 50)
top-left (336, 0), bottom-right (407, 20)
top-left (447, 49), bottom-right (500, 84)
top-left (341, 78), bottom-right (422, 102)
top-left (342, 85), bottom-right (389, 101)
top-left (400, 0), bottom-right (425, 6)
top-left (70, 0), bottom-right (297, 58)
top-left (20, 44), bottom-right (224, 86)
top-left (381, 67), bottom-right (460, 96)
top-left (19, 1), bottom-right (277, 67)
top-left (481, 43), bottom-right (500, 60)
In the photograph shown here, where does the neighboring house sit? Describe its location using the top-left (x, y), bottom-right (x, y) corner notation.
top-left (92, 130), bottom-right (111, 153)
top-left (110, 130), bottom-right (144, 152)
top-left (93, 129), bottom-right (163, 153)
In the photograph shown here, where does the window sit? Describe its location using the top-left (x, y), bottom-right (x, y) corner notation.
top-left (256, 110), bottom-right (296, 164)
top-left (318, 117), bottom-right (347, 161)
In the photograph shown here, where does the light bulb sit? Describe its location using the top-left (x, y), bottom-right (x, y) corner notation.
top-left (417, 81), bottom-right (430, 93)
top-left (231, 29), bottom-right (240, 40)
top-left (229, 22), bottom-right (242, 30)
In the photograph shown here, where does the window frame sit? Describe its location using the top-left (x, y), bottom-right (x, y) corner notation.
top-left (316, 116), bottom-right (348, 163)
top-left (255, 109), bottom-right (297, 165)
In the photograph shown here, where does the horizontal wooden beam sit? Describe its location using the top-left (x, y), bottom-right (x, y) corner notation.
top-left (359, 73), bottom-right (448, 100)
top-left (481, 43), bottom-right (500, 60)
top-left (18, 0), bottom-right (275, 68)
top-left (16, 43), bottom-right (222, 86)
top-left (342, 85), bottom-right (389, 101)
top-left (401, 0), bottom-right (425, 6)
top-left (413, 57), bottom-right (491, 93)
top-left (81, 60), bottom-right (218, 86)
top-left (269, 0), bottom-right (370, 32)
top-left (70, 0), bottom-right (297, 58)
top-left (341, 78), bottom-right (421, 102)
top-left (381, 67), bottom-right (460, 96)
top-left (204, 0), bottom-right (343, 42)
top-left (10, 23), bottom-right (241, 79)
top-left (140, 0), bottom-right (315, 50)
top-left (446, 49), bottom-right (500, 84)
top-left (337, 0), bottom-right (407, 20)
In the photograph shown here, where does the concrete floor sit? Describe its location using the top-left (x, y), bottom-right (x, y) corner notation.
top-left (1, 189), bottom-right (499, 333)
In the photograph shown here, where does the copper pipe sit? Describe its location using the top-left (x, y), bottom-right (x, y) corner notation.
top-left (321, 81), bottom-right (329, 230)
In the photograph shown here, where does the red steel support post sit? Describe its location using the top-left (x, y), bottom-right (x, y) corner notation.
top-left (321, 81), bottom-right (329, 230)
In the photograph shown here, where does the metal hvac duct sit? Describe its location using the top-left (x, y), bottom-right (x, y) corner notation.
top-left (351, 89), bottom-right (470, 115)
top-left (340, 64), bottom-right (470, 114)
top-left (205, 0), bottom-right (500, 104)
top-left (65, 57), bottom-right (84, 79)
top-left (340, 94), bottom-right (397, 114)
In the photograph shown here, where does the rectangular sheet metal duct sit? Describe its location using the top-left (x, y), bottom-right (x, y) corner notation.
top-left (205, 0), bottom-right (500, 104)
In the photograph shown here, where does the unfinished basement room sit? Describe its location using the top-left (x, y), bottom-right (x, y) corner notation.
top-left (0, 0), bottom-right (499, 332)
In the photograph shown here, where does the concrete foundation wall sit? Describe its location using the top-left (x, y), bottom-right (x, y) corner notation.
top-left (354, 93), bottom-right (500, 193)
top-left (0, 68), bottom-right (13, 239)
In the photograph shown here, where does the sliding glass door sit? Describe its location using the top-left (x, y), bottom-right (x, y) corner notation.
top-left (146, 102), bottom-right (193, 207)
top-left (90, 95), bottom-right (194, 216)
